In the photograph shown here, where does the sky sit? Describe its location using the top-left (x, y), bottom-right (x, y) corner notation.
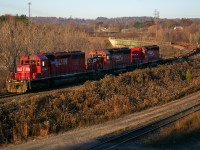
top-left (0, 0), bottom-right (200, 19)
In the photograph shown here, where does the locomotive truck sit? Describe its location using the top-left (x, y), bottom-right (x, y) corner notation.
top-left (6, 45), bottom-right (160, 93)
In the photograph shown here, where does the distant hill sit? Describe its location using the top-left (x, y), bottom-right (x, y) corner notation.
top-left (31, 16), bottom-right (155, 25)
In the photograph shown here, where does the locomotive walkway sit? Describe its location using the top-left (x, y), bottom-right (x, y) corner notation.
top-left (2, 90), bottom-right (200, 150)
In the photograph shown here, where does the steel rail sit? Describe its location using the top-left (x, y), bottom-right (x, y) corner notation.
top-left (0, 93), bottom-right (22, 99)
top-left (87, 101), bottom-right (200, 150)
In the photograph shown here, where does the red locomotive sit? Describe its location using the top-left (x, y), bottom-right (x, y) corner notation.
top-left (87, 45), bottom-right (160, 72)
top-left (6, 45), bottom-right (160, 93)
top-left (7, 51), bottom-right (89, 93)
top-left (87, 47), bottom-right (130, 71)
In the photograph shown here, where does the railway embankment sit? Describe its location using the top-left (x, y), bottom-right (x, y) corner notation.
top-left (2, 91), bottom-right (200, 150)
top-left (0, 53), bottom-right (200, 149)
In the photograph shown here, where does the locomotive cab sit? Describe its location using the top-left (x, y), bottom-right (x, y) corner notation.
top-left (6, 55), bottom-right (50, 93)
top-left (14, 55), bottom-right (50, 81)
top-left (87, 50), bottom-right (111, 70)
top-left (130, 47), bottom-right (145, 64)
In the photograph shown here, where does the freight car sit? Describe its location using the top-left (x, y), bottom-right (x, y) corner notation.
top-left (6, 45), bottom-right (160, 93)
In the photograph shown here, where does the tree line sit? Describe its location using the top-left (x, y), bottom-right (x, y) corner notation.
top-left (0, 14), bottom-right (199, 72)
top-left (0, 15), bottom-right (109, 72)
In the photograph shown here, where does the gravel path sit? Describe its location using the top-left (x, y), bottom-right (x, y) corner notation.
top-left (2, 91), bottom-right (200, 150)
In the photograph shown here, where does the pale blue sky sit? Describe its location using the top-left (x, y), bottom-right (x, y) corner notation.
top-left (0, 0), bottom-right (199, 19)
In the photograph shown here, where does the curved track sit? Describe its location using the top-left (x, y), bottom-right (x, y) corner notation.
top-left (87, 102), bottom-right (200, 150)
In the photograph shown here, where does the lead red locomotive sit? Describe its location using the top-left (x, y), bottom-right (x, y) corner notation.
top-left (6, 45), bottom-right (160, 93)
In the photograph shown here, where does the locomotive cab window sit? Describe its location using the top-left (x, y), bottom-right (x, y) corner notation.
top-left (25, 60), bottom-right (30, 64)
top-left (31, 60), bottom-right (36, 64)
top-left (42, 61), bottom-right (46, 67)
top-left (37, 60), bottom-right (41, 66)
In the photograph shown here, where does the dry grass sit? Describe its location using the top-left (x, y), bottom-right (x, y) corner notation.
top-left (0, 57), bottom-right (200, 146)
top-left (0, 69), bottom-right (7, 92)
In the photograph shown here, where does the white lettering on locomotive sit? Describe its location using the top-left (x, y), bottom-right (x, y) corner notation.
top-left (43, 68), bottom-right (47, 71)
top-left (25, 68), bottom-right (30, 71)
top-left (113, 55), bottom-right (123, 62)
top-left (17, 67), bottom-right (22, 72)
top-left (88, 58), bottom-right (98, 64)
top-left (56, 58), bottom-right (68, 66)
top-left (17, 67), bottom-right (30, 72)
top-left (93, 58), bottom-right (97, 63)
top-left (88, 59), bottom-right (92, 64)
top-left (132, 53), bottom-right (139, 56)
top-left (147, 50), bottom-right (155, 56)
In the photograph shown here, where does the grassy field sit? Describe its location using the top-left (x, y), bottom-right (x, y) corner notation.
top-left (109, 37), bottom-right (170, 47)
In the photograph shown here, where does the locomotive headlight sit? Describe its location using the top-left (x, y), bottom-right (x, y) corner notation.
top-left (8, 80), bottom-right (11, 83)
top-left (21, 80), bottom-right (24, 83)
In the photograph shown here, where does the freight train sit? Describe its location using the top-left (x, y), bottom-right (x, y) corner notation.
top-left (5, 45), bottom-right (170, 93)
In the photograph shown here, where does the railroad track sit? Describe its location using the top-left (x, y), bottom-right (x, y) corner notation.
top-left (0, 92), bottom-right (22, 99)
top-left (87, 101), bottom-right (200, 150)
top-left (0, 83), bottom-right (82, 105)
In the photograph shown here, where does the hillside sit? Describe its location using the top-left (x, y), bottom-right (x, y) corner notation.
top-left (0, 53), bottom-right (200, 146)
top-left (31, 16), bottom-right (154, 24)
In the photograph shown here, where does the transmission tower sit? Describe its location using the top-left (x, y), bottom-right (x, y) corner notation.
top-left (154, 9), bottom-right (159, 19)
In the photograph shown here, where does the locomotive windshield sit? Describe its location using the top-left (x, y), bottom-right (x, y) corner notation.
top-left (93, 54), bottom-right (103, 58)
top-left (21, 58), bottom-right (40, 66)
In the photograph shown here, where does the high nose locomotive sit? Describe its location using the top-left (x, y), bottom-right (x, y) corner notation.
top-left (6, 51), bottom-right (88, 93)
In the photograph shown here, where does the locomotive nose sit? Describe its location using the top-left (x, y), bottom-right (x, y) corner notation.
top-left (15, 65), bottom-right (32, 80)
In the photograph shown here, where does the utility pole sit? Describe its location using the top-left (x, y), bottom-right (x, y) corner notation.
top-left (154, 9), bottom-right (160, 40)
top-left (27, 2), bottom-right (32, 55)
top-left (28, 2), bottom-right (31, 19)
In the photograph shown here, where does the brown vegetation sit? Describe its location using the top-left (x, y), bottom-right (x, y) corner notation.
top-left (0, 69), bottom-right (7, 92)
top-left (0, 16), bottom-right (110, 72)
top-left (0, 16), bottom-right (111, 91)
top-left (0, 56), bottom-right (200, 145)
top-left (0, 15), bottom-right (200, 146)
